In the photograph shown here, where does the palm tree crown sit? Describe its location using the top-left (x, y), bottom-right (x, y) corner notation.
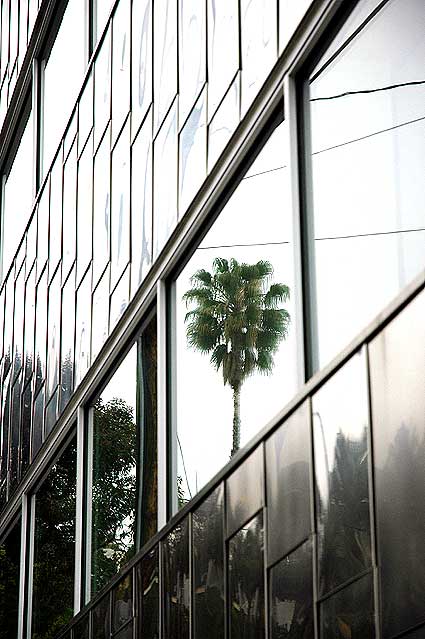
top-left (183, 257), bottom-right (290, 456)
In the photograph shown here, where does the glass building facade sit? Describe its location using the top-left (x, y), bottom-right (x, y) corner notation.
top-left (0, 0), bottom-right (424, 637)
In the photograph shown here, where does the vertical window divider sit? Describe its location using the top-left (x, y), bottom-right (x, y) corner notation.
top-left (24, 493), bottom-right (36, 639)
top-left (17, 495), bottom-right (28, 639)
top-left (74, 404), bottom-right (85, 615)
top-left (33, 58), bottom-right (42, 193)
top-left (307, 395), bottom-right (319, 639)
top-left (262, 442), bottom-right (270, 639)
top-left (167, 278), bottom-right (178, 517)
top-left (157, 279), bottom-right (168, 529)
top-left (84, 405), bottom-right (94, 605)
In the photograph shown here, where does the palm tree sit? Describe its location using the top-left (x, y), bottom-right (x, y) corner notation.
top-left (183, 257), bottom-right (290, 457)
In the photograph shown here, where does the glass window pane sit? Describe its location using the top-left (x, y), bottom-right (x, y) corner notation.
top-left (78, 72), bottom-right (94, 155)
top-left (46, 265), bottom-right (61, 399)
top-left (320, 574), bottom-right (375, 638)
top-left (279, 0), bottom-right (314, 53)
top-left (92, 594), bottom-right (111, 639)
top-left (95, 0), bottom-right (113, 46)
top-left (136, 547), bottom-right (159, 639)
top-left (1, 371), bottom-right (11, 491)
top-left (13, 264), bottom-right (24, 379)
top-left (73, 614), bottom-right (90, 639)
top-left (109, 264), bottom-right (129, 330)
top-left (49, 152), bottom-right (63, 279)
top-left (227, 447), bottom-right (264, 538)
top-left (75, 267), bottom-right (92, 385)
top-left (76, 133), bottom-right (93, 286)
top-left (94, 27), bottom-right (111, 150)
top-left (174, 117), bottom-right (299, 506)
top-left (179, 87), bottom-right (207, 215)
top-left (36, 180), bottom-right (49, 279)
top-left (3, 274), bottom-right (14, 376)
top-left (91, 265), bottom-right (110, 361)
top-left (31, 439), bottom-right (77, 636)
top-left (21, 381), bottom-right (32, 474)
top-left (34, 268), bottom-right (47, 394)
top-left (163, 519), bottom-right (189, 639)
top-left (130, 107), bottom-right (152, 295)
top-left (131, 0), bottom-right (152, 138)
top-left (111, 0), bottom-right (130, 144)
top-left (266, 401), bottom-right (311, 566)
top-left (93, 125), bottom-right (111, 288)
top-left (41, 0), bottom-right (86, 178)
top-left (370, 289), bottom-right (425, 638)
top-left (153, 100), bottom-right (177, 258)
top-left (111, 120), bottom-right (130, 288)
top-left (193, 485), bottom-right (225, 639)
top-left (307, 0), bottom-right (425, 368)
top-left (313, 350), bottom-right (371, 596)
top-left (60, 266), bottom-right (75, 413)
top-left (0, 518), bottom-right (21, 635)
top-left (229, 513), bottom-right (265, 639)
top-left (153, 0), bottom-right (177, 132)
top-left (112, 574), bottom-right (133, 633)
top-left (32, 384), bottom-right (44, 460)
top-left (208, 73), bottom-right (240, 172)
top-left (270, 540), bottom-right (314, 639)
top-left (179, 0), bottom-right (206, 124)
top-left (62, 137), bottom-right (77, 282)
top-left (2, 107), bottom-right (33, 279)
top-left (9, 374), bottom-right (22, 492)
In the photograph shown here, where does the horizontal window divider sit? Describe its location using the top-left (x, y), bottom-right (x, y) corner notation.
top-left (316, 567), bottom-right (374, 604)
top-left (266, 534), bottom-right (312, 571)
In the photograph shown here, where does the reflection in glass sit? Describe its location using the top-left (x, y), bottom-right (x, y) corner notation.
top-left (3, 275), bottom-right (14, 376)
top-left (137, 548), bottom-right (159, 639)
top-left (9, 375), bottom-right (22, 491)
top-left (47, 266), bottom-right (61, 399)
top-left (13, 265), bottom-right (24, 379)
top-left (270, 540), bottom-right (313, 638)
top-left (37, 181), bottom-right (49, 279)
top-left (62, 138), bottom-right (77, 282)
top-left (64, 110), bottom-right (77, 161)
top-left (131, 0), bottom-right (152, 137)
top-left (110, 265), bottom-right (129, 330)
top-left (60, 267), bottom-right (75, 413)
top-left (79, 72), bottom-right (93, 155)
top-left (34, 269), bottom-right (48, 393)
top-left (0, 519), bottom-right (21, 636)
top-left (49, 152), bottom-right (63, 278)
top-left (229, 513), bottom-right (264, 639)
top-left (370, 290), bottom-right (425, 638)
top-left (207, 0), bottom-right (239, 119)
top-left (76, 133), bottom-right (93, 285)
top-left (279, 0), bottom-right (314, 53)
top-left (163, 520), bottom-right (189, 639)
top-left (73, 614), bottom-right (90, 639)
top-left (320, 574), bottom-right (375, 638)
top-left (193, 486), bottom-right (225, 639)
top-left (266, 402), bottom-right (311, 566)
top-left (240, 0), bottom-right (276, 114)
top-left (1, 372), bottom-right (11, 489)
top-left (75, 268), bottom-right (92, 385)
top-left (208, 73), bottom-right (240, 171)
top-left (91, 266), bottom-right (110, 361)
top-left (32, 440), bottom-right (77, 638)
top-left (308, 0), bottom-right (425, 368)
top-left (94, 27), bottom-right (111, 150)
top-left (0, 287), bottom-right (4, 363)
top-left (21, 382), bottom-right (32, 474)
top-left (179, 0), bottom-right (206, 124)
top-left (179, 88), bottom-right (207, 214)
top-left (92, 595), bottom-right (111, 639)
top-left (93, 126), bottom-right (111, 287)
top-left (112, 0), bottom-right (130, 144)
top-left (111, 120), bottom-right (130, 288)
top-left (112, 574), bottom-right (133, 632)
top-left (26, 213), bottom-right (37, 274)
top-left (153, 0), bottom-right (177, 131)
top-left (313, 350), bottom-right (371, 596)
top-left (95, 0), bottom-right (114, 46)
top-left (32, 384), bottom-right (44, 460)
top-left (45, 388), bottom-right (58, 436)
top-left (175, 119), bottom-right (296, 506)
top-left (227, 447), bottom-right (263, 538)
top-left (153, 102), bottom-right (177, 257)
top-left (90, 345), bottom-right (137, 595)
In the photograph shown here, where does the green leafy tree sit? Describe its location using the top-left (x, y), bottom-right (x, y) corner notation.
top-left (183, 258), bottom-right (290, 457)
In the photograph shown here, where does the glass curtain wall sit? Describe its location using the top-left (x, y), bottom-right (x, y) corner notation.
top-left (305, 0), bottom-right (425, 370)
top-left (0, 518), bottom-right (21, 638)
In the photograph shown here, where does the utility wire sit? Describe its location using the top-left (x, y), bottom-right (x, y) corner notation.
top-left (316, 227), bottom-right (425, 242)
top-left (177, 434), bottom-right (193, 500)
top-left (311, 79), bottom-right (425, 102)
top-left (198, 240), bottom-right (289, 251)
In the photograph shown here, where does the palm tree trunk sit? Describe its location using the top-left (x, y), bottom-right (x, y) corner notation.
top-left (231, 384), bottom-right (241, 457)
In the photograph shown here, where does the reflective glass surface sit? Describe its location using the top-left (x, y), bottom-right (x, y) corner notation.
top-left (36, 182), bottom-right (49, 279)
top-left (208, 73), bottom-right (240, 171)
top-left (62, 138), bottom-right (77, 282)
top-left (64, 110), bottom-right (77, 161)
top-left (370, 289), bottom-right (425, 638)
top-left (153, 101), bottom-right (177, 257)
top-left (0, 518), bottom-right (21, 637)
top-left (227, 446), bottom-right (264, 538)
top-left (193, 485), bottom-right (225, 639)
top-left (131, 0), bottom-right (152, 138)
top-left (131, 108), bottom-right (152, 295)
top-left (179, 0), bottom-right (206, 124)
top-left (93, 126), bottom-right (111, 287)
top-left (266, 401), bottom-right (311, 566)
top-left (32, 439), bottom-right (77, 637)
top-left (21, 382), bottom-right (32, 474)
top-left (94, 27), bottom-right (111, 150)
top-left (111, 120), bottom-right (130, 288)
top-left (12, 264), bottom-right (24, 379)
top-left (308, 0), bottom-right (425, 368)
top-left (3, 275), bottom-right (14, 376)
top-left (313, 350), bottom-right (371, 596)
top-left (112, 574), bottom-right (133, 632)
top-left (179, 88), bottom-right (207, 215)
top-left (73, 614), bottom-right (90, 639)
top-left (0, 287), bottom-right (3, 362)
top-left (320, 574), bottom-right (375, 638)
top-left (91, 266), bottom-right (110, 361)
top-left (75, 268), bottom-right (92, 385)
top-left (92, 595), bottom-right (111, 639)
top-left (34, 268), bottom-right (47, 393)
top-left (49, 152), bottom-right (63, 278)
top-left (46, 266), bottom-right (60, 399)
top-left (207, 0), bottom-right (239, 119)
top-left (110, 264), bottom-right (129, 330)
top-left (90, 345), bottom-right (137, 595)
top-left (279, 0), bottom-right (314, 53)
top-left (95, 0), bottom-right (114, 46)
top-left (229, 513), bottom-right (264, 639)
top-left (32, 385), bottom-right (44, 460)
top-left (79, 72), bottom-right (94, 156)
top-left (45, 387), bottom-right (58, 436)
top-left (60, 267), bottom-right (75, 413)
top-left (26, 213), bottom-right (37, 275)
top-left (163, 519), bottom-right (189, 639)
top-left (136, 547), bottom-right (159, 639)
top-left (175, 118), bottom-right (298, 506)
top-left (41, 0), bottom-right (85, 178)
top-left (153, 0), bottom-right (177, 131)
top-left (270, 540), bottom-right (313, 639)
top-left (76, 133), bottom-right (93, 285)
top-left (1, 371), bottom-right (11, 488)
top-left (112, 0), bottom-right (130, 144)
top-left (9, 375), bottom-right (21, 491)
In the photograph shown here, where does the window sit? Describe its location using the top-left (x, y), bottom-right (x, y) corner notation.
top-left (0, 518), bottom-right (21, 636)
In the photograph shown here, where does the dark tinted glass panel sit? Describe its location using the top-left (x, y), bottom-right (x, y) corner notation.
top-left (0, 519), bottom-right (21, 638)
top-left (308, 0), bottom-right (425, 368)
top-left (9, 375), bottom-right (21, 492)
top-left (21, 382), bottom-right (32, 473)
top-left (47, 266), bottom-right (61, 399)
top-left (0, 288), bottom-right (4, 363)
top-left (34, 268), bottom-right (48, 393)
top-left (32, 439), bottom-right (77, 637)
top-left (13, 265), bottom-right (24, 379)
top-left (91, 345), bottom-right (137, 595)
top-left (114, 622), bottom-right (133, 639)
top-left (193, 485), bottom-right (225, 639)
top-left (370, 289), bottom-right (425, 638)
top-left (270, 540), bottom-right (313, 639)
top-left (92, 594), bottom-right (111, 639)
top-left (60, 267), bottom-right (75, 413)
top-left (24, 266), bottom-right (36, 385)
top-left (1, 373), bottom-right (11, 486)
top-left (313, 350), bottom-right (371, 596)
top-left (266, 402), bottom-right (311, 566)
top-left (320, 574), bottom-right (375, 638)
top-left (112, 574), bottom-right (133, 632)
top-left (45, 387), bottom-right (58, 436)
top-left (32, 385), bottom-right (44, 459)
top-left (401, 626), bottom-right (425, 639)
top-left (163, 520), bottom-right (189, 639)
top-left (227, 446), bottom-right (264, 538)
top-left (136, 547), bottom-right (159, 639)
top-left (229, 513), bottom-right (264, 639)
top-left (73, 614), bottom-right (90, 639)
